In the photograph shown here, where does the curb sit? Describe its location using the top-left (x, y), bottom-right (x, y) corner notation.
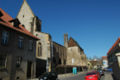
top-left (58, 71), bottom-right (87, 79)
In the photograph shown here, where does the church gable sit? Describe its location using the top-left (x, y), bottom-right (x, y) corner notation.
top-left (68, 37), bottom-right (83, 51)
top-left (17, 0), bottom-right (35, 32)
top-left (17, 0), bottom-right (42, 33)
top-left (68, 37), bottom-right (78, 47)
top-left (17, 0), bottom-right (35, 18)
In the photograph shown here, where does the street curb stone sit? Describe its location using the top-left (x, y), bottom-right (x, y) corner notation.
top-left (58, 71), bottom-right (87, 79)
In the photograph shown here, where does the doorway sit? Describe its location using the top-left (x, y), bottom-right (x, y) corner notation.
top-left (27, 61), bottom-right (32, 78)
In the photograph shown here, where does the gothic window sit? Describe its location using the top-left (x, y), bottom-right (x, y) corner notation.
top-left (1, 31), bottom-right (9, 45)
top-left (38, 43), bottom-right (42, 56)
top-left (18, 36), bottom-right (24, 48)
top-left (0, 55), bottom-right (7, 69)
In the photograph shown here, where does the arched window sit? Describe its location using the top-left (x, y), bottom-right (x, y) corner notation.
top-left (38, 43), bottom-right (42, 56)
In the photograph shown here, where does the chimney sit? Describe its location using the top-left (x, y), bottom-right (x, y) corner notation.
top-left (64, 34), bottom-right (68, 48)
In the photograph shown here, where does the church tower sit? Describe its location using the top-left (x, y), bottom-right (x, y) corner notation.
top-left (17, 0), bottom-right (41, 34)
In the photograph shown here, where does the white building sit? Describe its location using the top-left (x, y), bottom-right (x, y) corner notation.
top-left (102, 56), bottom-right (108, 69)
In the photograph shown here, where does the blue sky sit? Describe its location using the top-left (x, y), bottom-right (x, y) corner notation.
top-left (1, 0), bottom-right (120, 58)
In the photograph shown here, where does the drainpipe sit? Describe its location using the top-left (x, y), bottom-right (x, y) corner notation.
top-left (46, 43), bottom-right (49, 72)
top-left (51, 40), bottom-right (54, 72)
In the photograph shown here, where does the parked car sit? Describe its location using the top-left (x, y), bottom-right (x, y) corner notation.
top-left (85, 71), bottom-right (100, 80)
top-left (106, 68), bottom-right (112, 72)
top-left (39, 72), bottom-right (58, 80)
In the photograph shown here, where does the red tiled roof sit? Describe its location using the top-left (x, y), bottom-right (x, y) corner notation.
top-left (0, 8), bottom-right (39, 40)
top-left (0, 8), bottom-right (13, 22)
top-left (68, 37), bottom-right (83, 51)
top-left (107, 38), bottom-right (120, 55)
top-left (102, 56), bottom-right (107, 60)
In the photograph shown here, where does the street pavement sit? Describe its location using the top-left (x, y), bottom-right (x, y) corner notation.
top-left (104, 72), bottom-right (113, 80)
top-left (58, 71), bottom-right (87, 80)
top-left (58, 71), bottom-right (113, 80)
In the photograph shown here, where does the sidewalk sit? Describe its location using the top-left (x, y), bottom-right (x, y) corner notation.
top-left (104, 72), bottom-right (113, 80)
top-left (58, 71), bottom-right (87, 79)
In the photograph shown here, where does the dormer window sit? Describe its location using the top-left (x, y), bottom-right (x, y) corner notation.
top-left (10, 18), bottom-right (20, 28)
top-left (1, 31), bottom-right (9, 45)
top-left (0, 19), bottom-right (5, 22)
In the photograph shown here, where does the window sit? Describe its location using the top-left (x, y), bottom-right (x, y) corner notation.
top-left (29, 40), bottom-right (33, 50)
top-left (16, 57), bottom-right (22, 68)
top-left (1, 31), bottom-right (9, 45)
top-left (0, 55), bottom-right (7, 69)
top-left (18, 36), bottom-right (24, 48)
top-left (38, 43), bottom-right (42, 56)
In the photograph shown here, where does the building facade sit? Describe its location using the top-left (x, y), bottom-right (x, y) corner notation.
top-left (17, 0), bottom-right (52, 75)
top-left (64, 34), bottom-right (88, 71)
top-left (52, 42), bottom-right (66, 70)
top-left (0, 8), bottom-right (38, 80)
top-left (16, 0), bottom-right (88, 75)
top-left (102, 56), bottom-right (108, 69)
top-left (67, 37), bottom-right (87, 67)
top-left (107, 38), bottom-right (120, 80)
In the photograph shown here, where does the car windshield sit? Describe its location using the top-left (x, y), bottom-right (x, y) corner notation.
top-left (86, 72), bottom-right (96, 76)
